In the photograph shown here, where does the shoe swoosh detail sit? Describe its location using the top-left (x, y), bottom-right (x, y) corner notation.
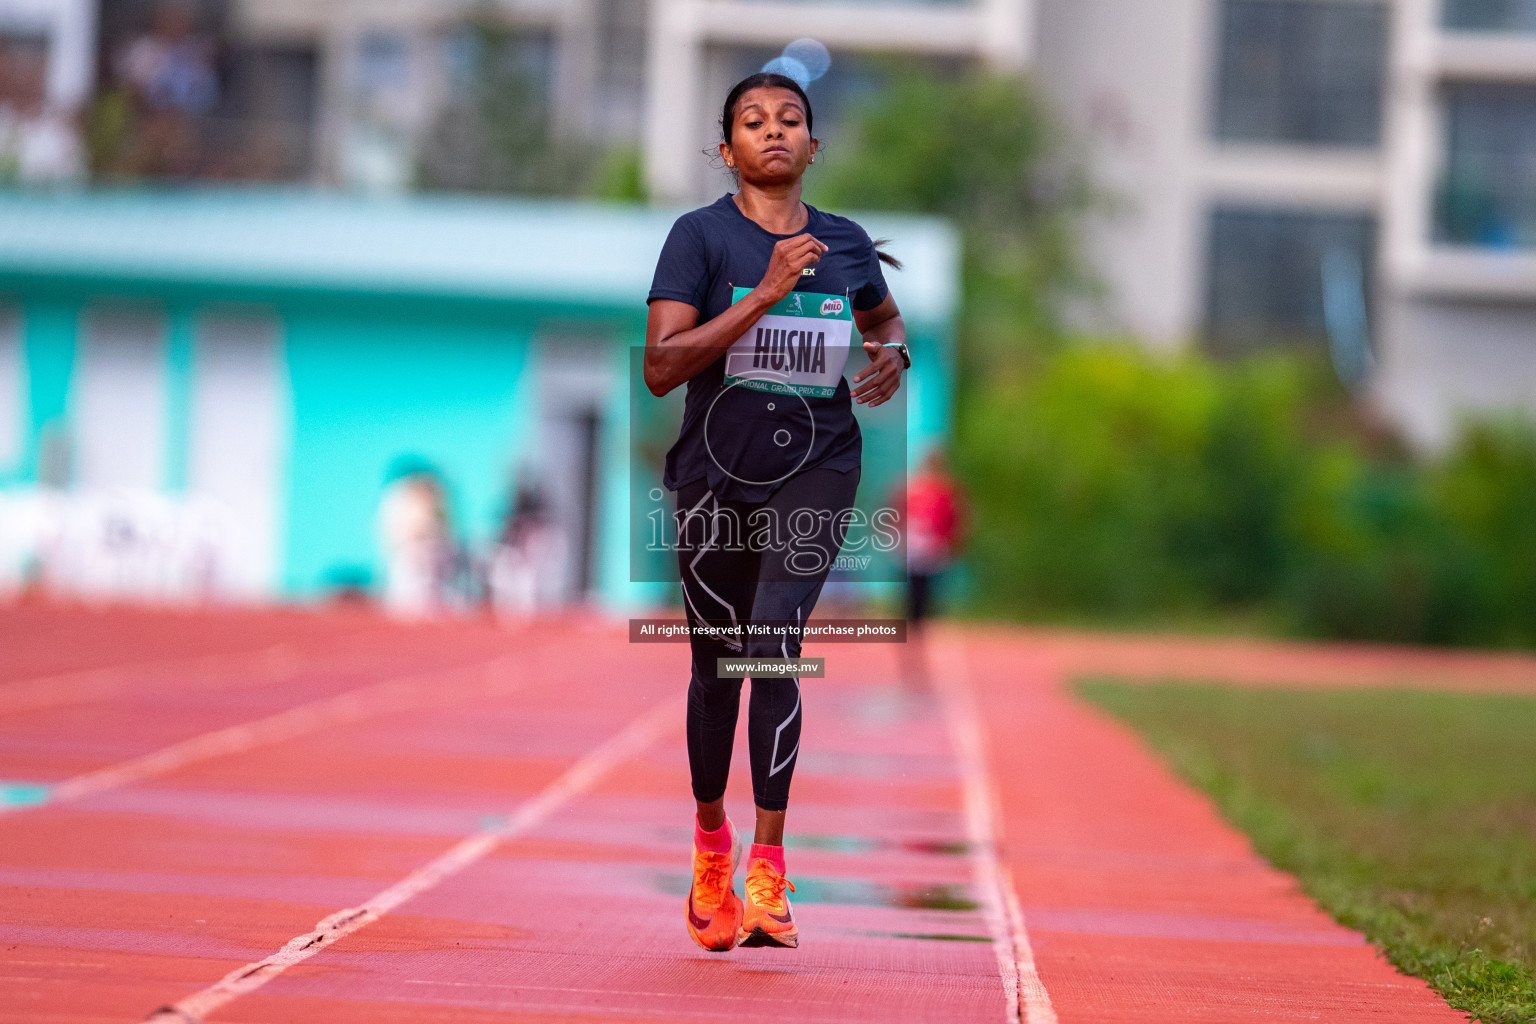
top-left (687, 890), bottom-right (714, 931)
top-left (767, 908), bottom-right (794, 924)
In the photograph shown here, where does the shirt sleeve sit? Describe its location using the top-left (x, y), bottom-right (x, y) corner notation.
top-left (852, 226), bottom-right (891, 311)
top-left (648, 215), bottom-right (709, 310)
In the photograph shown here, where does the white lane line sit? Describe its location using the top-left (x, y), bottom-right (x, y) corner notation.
top-left (143, 700), bottom-right (678, 1024)
top-left (0, 654), bottom-right (528, 817)
top-left (934, 634), bottom-right (1059, 1024)
top-left (0, 644), bottom-right (293, 717)
top-left (0, 628), bottom-right (384, 717)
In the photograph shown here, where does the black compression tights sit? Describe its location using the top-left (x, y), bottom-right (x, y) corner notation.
top-left (675, 467), bottom-right (860, 813)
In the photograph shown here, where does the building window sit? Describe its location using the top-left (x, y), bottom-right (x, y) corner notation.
top-left (219, 44), bottom-right (319, 181)
top-left (419, 24), bottom-right (559, 193)
top-left (92, 0), bottom-right (318, 182)
top-left (1213, 0), bottom-right (1388, 146)
top-left (595, 0), bottom-right (648, 137)
top-left (1206, 208), bottom-right (1376, 366)
top-left (1443, 0), bottom-right (1536, 31)
top-left (1435, 83), bottom-right (1536, 248)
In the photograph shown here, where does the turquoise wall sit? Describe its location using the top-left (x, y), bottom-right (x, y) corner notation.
top-left (282, 304), bottom-right (533, 598)
top-left (0, 295), bottom-right (953, 609)
top-left (600, 331), bottom-right (662, 610)
top-left (4, 298), bottom-right (227, 495)
top-left (19, 301), bottom-right (76, 485)
top-left (162, 306), bottom-right (196, 493)
top-left (1, 289), bottom-right (654, 607)
top-left (905, 321), bottom-right (955, 465)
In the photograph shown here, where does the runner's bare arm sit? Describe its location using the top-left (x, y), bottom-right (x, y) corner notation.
top-left (851, 293), bottom-right (905, 408)
top-left (644, 233), bottom-right (829, 396)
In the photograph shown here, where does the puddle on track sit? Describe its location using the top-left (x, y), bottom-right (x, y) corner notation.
top-left (656, 872), bottom-right (979, 912)
top-left (883, 931), bottom-right (992, 943)
top-left (786, 834), bottom-right (970, 857)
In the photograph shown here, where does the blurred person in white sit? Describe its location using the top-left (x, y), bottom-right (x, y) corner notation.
top-left (0, 32), bottom-right (83, 185)
top-left (488, 478), bottom-right (565, 619)
top-left (378, 464), bottom-right (453, 618)
top-left (116, 0), bottom-right (217, 176)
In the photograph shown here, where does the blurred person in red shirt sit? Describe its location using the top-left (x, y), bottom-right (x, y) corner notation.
top-left (894, 449), bottom-right (965, 684)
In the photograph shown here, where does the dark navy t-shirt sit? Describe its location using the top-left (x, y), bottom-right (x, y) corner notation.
top-left (648, 195), bottom-right (889, 502)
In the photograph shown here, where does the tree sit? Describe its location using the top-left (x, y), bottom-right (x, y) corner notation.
top-left (811, 71), bottom-right (1096, 373)
top-left (418, 16), bottom-right (591, 196)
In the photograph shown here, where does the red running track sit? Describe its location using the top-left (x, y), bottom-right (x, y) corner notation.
top-left (0, 604), bottom-right (1495, 1023)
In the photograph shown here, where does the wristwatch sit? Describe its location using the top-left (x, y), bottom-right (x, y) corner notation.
top-left (883, 342), bottom-right (911, 370)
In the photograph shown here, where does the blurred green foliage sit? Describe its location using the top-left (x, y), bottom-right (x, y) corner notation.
top-left (83, 89), bottom-right (136, 181)
top-left (957, 346), bottom-right (1536, 647)
top-left (589, 146), bottom-right (649, 202)
top-left (418, 13), bottom-right (644, 200)
top-left (418, 16), bottom-right (586, 195)
top-left (812, 67), bottom-right (1536, 648)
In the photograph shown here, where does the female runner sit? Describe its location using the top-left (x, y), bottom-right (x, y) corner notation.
top-left (645, 71), bottom-right (909, 952)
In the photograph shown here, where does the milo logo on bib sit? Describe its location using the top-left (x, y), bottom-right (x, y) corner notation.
top-left (725, 286), bottom-right (854, 399)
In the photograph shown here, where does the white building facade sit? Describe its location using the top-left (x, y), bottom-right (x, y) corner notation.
top-left (641, 0), bottom-right (1033, 201)
top-left (17, 0), bottom-right (1534, 444)
top-left (1377, 0), bottom-right (1536, 445)
top-left (634, 0), bottom-right (1536, 446)
top-left (1036, 0), bottom-right (1536, 446)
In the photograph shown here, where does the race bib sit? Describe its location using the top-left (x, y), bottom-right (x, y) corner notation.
top-left (723, 287), bottom-right (854, 398)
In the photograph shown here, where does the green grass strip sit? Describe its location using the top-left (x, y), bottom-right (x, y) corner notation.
top-left (1076, 679), bottom-right (1536, 1024)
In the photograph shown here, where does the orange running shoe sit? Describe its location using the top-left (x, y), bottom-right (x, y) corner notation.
top-left (739, 856), bottom-right (798, 948)
top-left (685, 820), bottom-right (743, 952)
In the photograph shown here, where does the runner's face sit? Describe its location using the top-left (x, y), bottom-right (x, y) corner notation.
top-left (723, 88), bottom-right (817, 186)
